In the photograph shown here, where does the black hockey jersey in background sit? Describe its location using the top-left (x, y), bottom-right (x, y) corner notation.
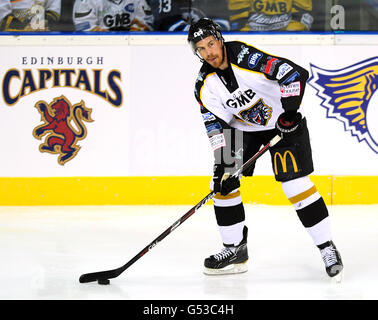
top-left (149, 0), bottom-right (230, 31)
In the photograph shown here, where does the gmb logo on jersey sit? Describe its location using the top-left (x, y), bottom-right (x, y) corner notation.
top-left (308, 57), bottom-right (378, 154)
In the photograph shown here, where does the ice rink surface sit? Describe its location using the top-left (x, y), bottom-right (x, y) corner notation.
top-left (0, 204), bottom-right (377, 301)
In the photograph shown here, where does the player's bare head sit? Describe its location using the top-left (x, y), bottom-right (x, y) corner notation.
top-left (187, 18), bottom-right (224, 62)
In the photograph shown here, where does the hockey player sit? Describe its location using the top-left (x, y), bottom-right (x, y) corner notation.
top-left (0, 0), bottom-right (61, 31)
top-left (72, 0), bottom-right (153, 31)
top-left (228, 0), bottom-right (314, 31)
top-left (188, 18), bottom-right (343, 280)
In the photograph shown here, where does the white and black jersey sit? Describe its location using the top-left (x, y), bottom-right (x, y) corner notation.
top-left (194, 41), bottom-right (309, 151)
top-left (72, 0), bottom-right (153, 31)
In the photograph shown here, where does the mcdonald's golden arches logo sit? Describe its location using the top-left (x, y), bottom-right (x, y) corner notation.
top-left (274, 150), bottom-right (298, 175)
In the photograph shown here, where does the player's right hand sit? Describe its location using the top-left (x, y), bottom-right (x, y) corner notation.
top-left (275, 111), bottom-right (302, 138)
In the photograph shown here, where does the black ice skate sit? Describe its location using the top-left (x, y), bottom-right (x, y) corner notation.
top-left (319, 241), bottom-right (343, 281)
top-left (204, 226), bottom-right (248, 275)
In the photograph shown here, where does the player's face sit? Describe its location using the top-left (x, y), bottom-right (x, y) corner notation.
top-left (196, 36), bottom-right (226, 69)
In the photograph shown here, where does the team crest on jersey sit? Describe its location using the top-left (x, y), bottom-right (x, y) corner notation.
top-left (308, 57), bottom-right (378, 154)
top-left (238, 99), bottom-right (272, 126)
top-left (32, 96), bottom-right (94, 165)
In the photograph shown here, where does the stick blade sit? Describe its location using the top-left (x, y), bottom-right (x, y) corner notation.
top-left (79, 269), bottom-right (119, 283)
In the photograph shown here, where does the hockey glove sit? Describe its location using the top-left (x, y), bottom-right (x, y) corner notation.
top-left (213, 164), bottom-right (240, 196)
top-left (275, 111), bottom-right (302, 138)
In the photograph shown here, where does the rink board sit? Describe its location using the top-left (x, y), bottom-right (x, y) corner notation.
top-left (0, 33), bottom-right (378, 205)
top-left (0, 175), bottom-right (376, 206)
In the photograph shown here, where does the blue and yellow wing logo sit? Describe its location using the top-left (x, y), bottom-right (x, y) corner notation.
top-left (308, 57), bottom-right (378, 154)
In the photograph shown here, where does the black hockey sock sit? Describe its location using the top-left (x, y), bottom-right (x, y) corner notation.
top-left (296, 197), bottom-right (329, 228)
top-left (214, 203), bottom-right (245, 226)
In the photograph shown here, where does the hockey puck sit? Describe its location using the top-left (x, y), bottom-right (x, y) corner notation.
top-left (98, 279), bottom-right (110, 285)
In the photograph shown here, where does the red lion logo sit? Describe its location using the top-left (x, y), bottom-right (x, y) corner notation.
top-left (33, 96), bottom-right (94, 165)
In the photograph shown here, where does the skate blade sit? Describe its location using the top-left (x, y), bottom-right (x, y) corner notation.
top-left (331, 270), bottom-right (343, 283)
top-left (203, 261), bottom-right (248, 276)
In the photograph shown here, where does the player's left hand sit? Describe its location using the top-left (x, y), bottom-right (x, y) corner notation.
top-left (275, 111), bottom-right (302, 137)
top-left (213, 164), bottom-right (240, 196)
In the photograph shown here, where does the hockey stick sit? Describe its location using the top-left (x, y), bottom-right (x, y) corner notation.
top-left (79, 135), bottom-right (282, 284)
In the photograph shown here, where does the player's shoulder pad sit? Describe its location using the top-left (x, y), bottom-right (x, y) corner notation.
top-left (227, 41), bottom-right (266, 72)
top-left (194, 64), bottom-right (215, 100)
top-left (227, 41), bottom-right (308, 83)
